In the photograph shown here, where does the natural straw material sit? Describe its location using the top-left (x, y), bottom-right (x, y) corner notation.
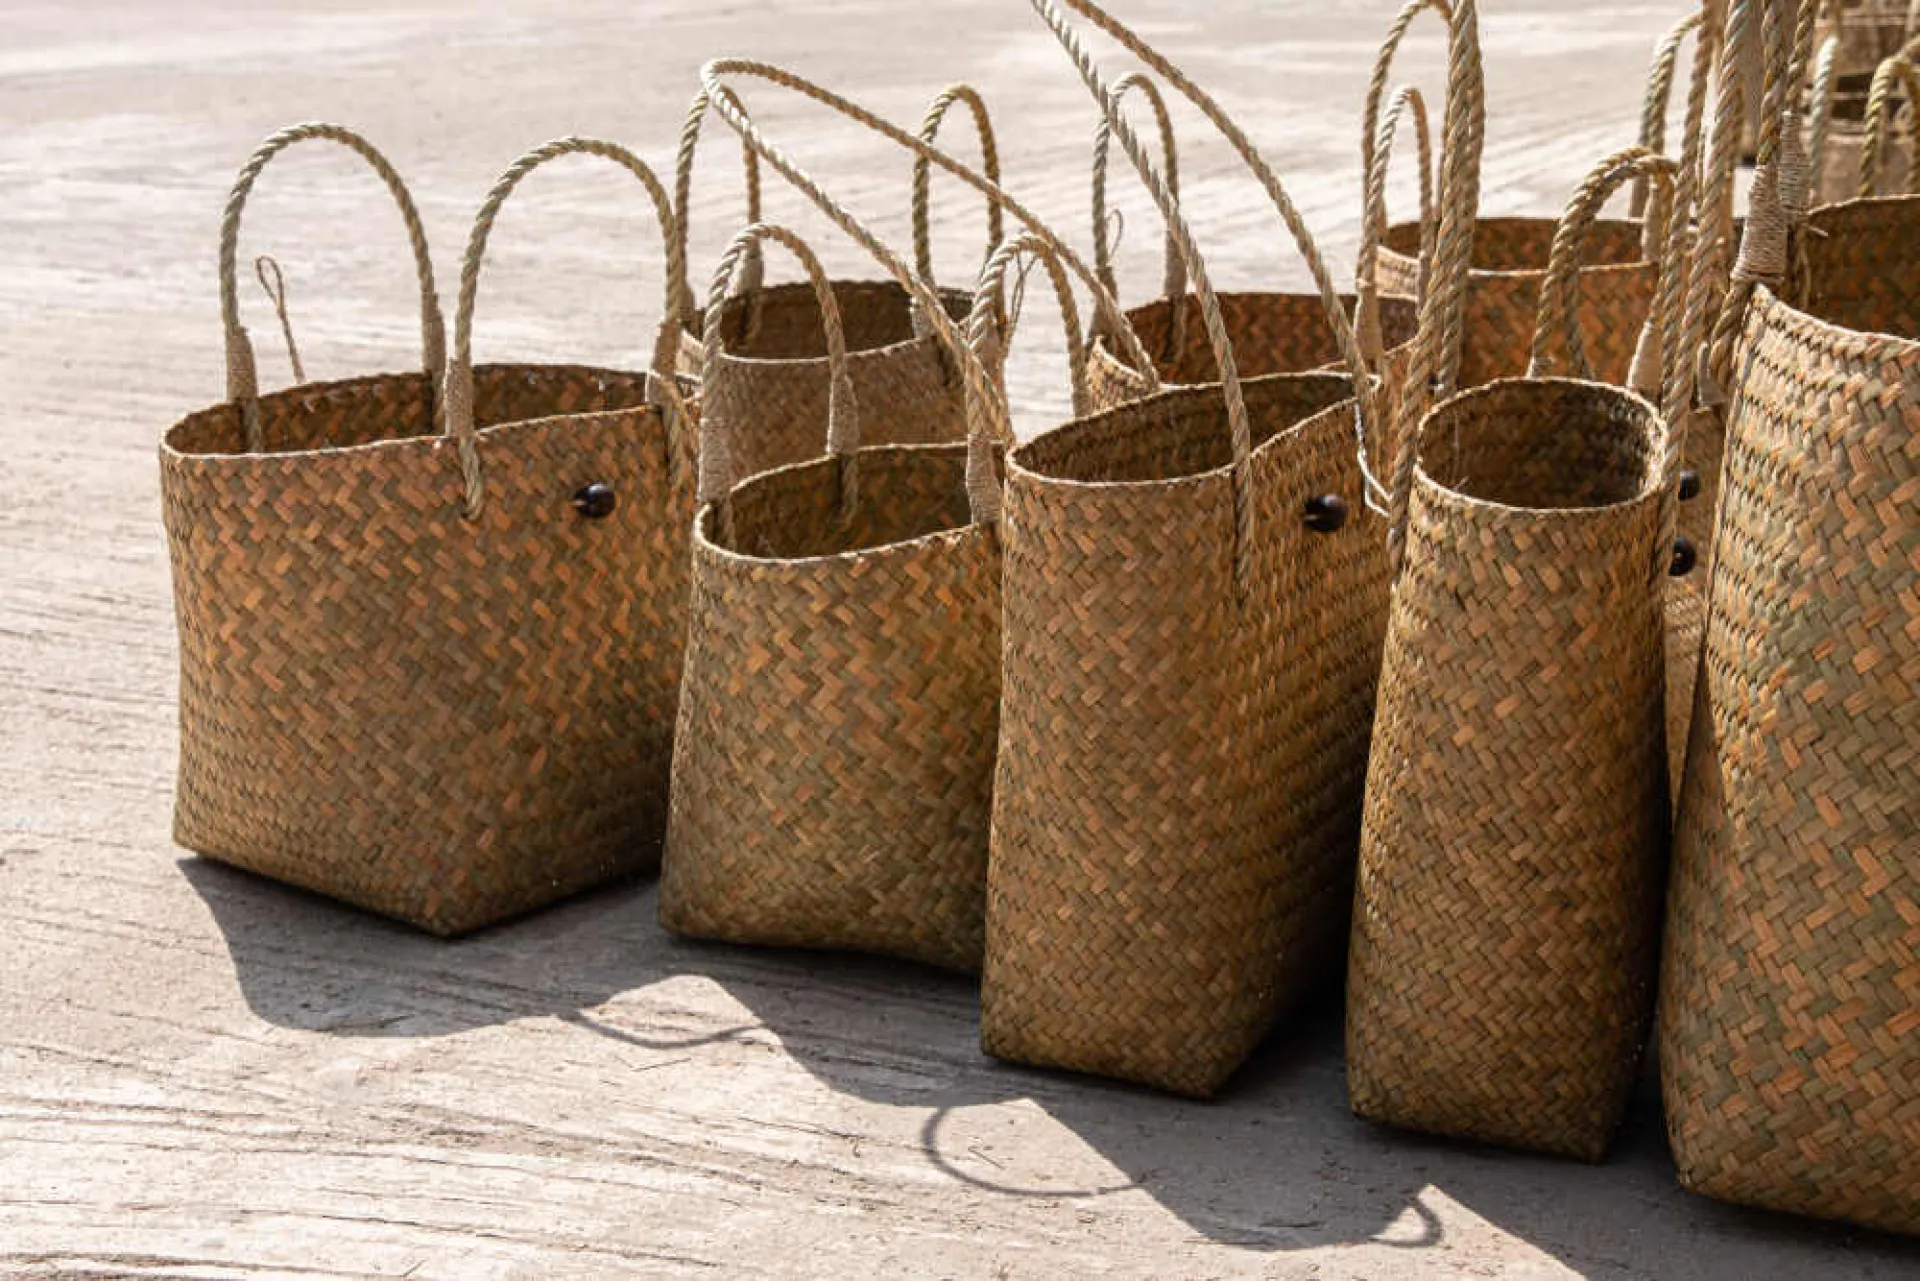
top-left (162, 129), bottom-right (696, 935)
top-left (1661, 191), bottom-right (1920, 1233)
top-left (1347, 147), bottom-right (1692, 1161)
top-left (673, 84), bottom-right (1001, 483)
top-left (980, 0), bottom-right (1483, 1097)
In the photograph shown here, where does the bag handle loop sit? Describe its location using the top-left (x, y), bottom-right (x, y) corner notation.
top-left (219, 123), bottom-right (445, 452)
top-left (1860, 48), bottom-right (1920, 197)
top-left (672, 85), bottom-right (766, 328)
top-left (1090, 72), bottom-right (1189, 359)
top-left (1354, 85), bottom-right (1436, 368)
top-left (444, 137), bottom-right (690, 520)
top-left (968, 232), bottom-right (1094, 444)
top-left (912, 84), bottom-right (1006, 287)
top-left (1633, 9), bottom-right (1707, 218)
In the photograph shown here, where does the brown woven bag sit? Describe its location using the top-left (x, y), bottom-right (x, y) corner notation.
top-left (978, 0), bottom-right (1483, 1098)
top-left (162, 127), bottom-right (697, 935)
top-left (1082, 74), bottom-right (1420, 410)
top-left (1346, 147), bottom-right (1697, 1162)
top-left (670, 82), bottom-right (1002, 482)
top-left (1660, 33), bottom-right (1920, 1227)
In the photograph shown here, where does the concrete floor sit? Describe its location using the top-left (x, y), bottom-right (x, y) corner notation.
top-left (4, 0), bottom-right (1918, 1276)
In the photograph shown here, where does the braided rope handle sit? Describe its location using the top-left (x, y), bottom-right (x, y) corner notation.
top-left (1860, 47), bottom-right (1920, 195)
top-left (1807, 34), bottom-right (1842, 180)
top-left (697, 224), bottom-right (858, 513)
top-left (252, 255), bottom-right (306, 385)
top-left (696, 57), bottom-right (1158, 524)
top-left (444, 137), bottom-right (689, 519)
top-left (673, 85), bottom-right (765, 326)
top-left (1361, 0), bottom-right (1452, 247)
top-left (1089, 72), bottom-right (1188, 355)
top-left (968, 232), bottom-right (1093, 445)
top-left (218, 123), bottom-right (445, 451)
top-left (1354, 85), bottom-right (1435, 367)
top-left (911, 85), bottom-right (1005, 286)
top-left (1634, 10), bottom-right (1706, 217)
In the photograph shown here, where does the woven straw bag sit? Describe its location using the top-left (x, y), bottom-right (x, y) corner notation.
top-left (162, 129), bottom-right (698, 934)
top-left (1082, 74), bottom-right (1420, 411)
top-left (978, 0), bottom-right (1483, 1098)
top-left (1347, 147), bottom-right (1697, 1161)
top-left (670, 83), bottom-right (1002, 482)
top-left (1368, 0), bottom-right (1659, 389)
top-left (660, 63), bottom-right (1153, 972)
top-left (1660, 2), bottom-right (1920, 1220)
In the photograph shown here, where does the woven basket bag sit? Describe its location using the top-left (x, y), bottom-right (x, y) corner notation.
top-left (162, 129), bottom-right (698, 935)
top-left (978, 0), bottom-right (1483, 1098)
top-left (1659, 107), bottom-right (1920, 1237)
top-left (1346, 147), bottom-right (1697, 1161)
top-left (1082, 73), bottom-right (1420, 411)
top-left (660, 63), bottom-right (1154, 972)
top-left (1368, 0), bottom-right (1659, 390)
top-left (669, 82), bottom-right (1002, 482)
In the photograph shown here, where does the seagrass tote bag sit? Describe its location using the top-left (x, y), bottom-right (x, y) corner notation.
top-left (979, 0), bottom-right (1484, 1098)
top-left (669, 82), bottom-right (1003, 481)
top-left (1346, 148), bottom-right (1696, 1161)
top-left (1659, 187), bottom-right (1920, 1233)
top-left (162, 128), bottom-right (697, 935)
top-left (1082, 73), bottom-right (1419, 411)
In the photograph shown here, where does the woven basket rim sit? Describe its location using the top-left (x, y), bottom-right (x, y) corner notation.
top-left (694, 439), bottom-right (987, 569)
top-left (1008, 371), bottom-right (1356, 495)
top-left (1412, 375), bottom-right (1667, 518)
top-left (161, 361), bottom-right (671, 464)
top-left (685, 278), bottom-right (973, 373)
top-left (1380, 215), bottom-right (1651, 280)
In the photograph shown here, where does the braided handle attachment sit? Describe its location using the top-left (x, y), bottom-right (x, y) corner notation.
top-left (218, 123), bottom-right (445, 451)
top-left (673, 85), bottom-right (765, 327)
top-left (1860, 49), bottom-right (1920, 197)
top-left (699, 224), bottom-right (858, 514)
top-left (1090, 72), bottom-right (1187, 352)
top-left (969, 233), bottom-right (1094, 445)
top-left (911, 85), bottom-right (1005, 287)
top-left (444, 137), bottom-right (689, 519)
top-left (1354, 85), bottom-right (1435, 367)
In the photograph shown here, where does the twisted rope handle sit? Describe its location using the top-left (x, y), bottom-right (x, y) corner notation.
top-left (1354, 85), bottom-right (1435, 368)
top-left (968, 232), bottom-right (1093, 444)
top-left (698, 224), bottom-right (858, 514)
top-left (1808, 35), bottom-right (1841, 182)
top-left (1361, 0), bottom-right (1453, 248)
top-left (1634, 10), bottom-right (1706, 217)
top-left (444, 137), bottom-right (690, 519)
top-left (673, 85), bottom-right (765, 327)
top-left (252, 255), bottom-right (306, 385)
top-left (911, 84), bottom-right (1005, 286)
top-left (1860, 48), bottom-right (1920, 196)
top-left (1089, 72), bottom-right (1188, 356)
top-left (697, 57), bottom-right (1158, 524)
top-left (218, 123), bottom-right (444, 451)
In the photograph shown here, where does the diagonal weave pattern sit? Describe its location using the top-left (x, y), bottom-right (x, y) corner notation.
top-left (981, 374), bottom-right (1388, 1097)
top-left (164, 366), bottom-right (696, 935)
top-left (1347, 378), bottom-right (1673, 1160)
top-left (1660, 195), bottom-right (1920, 1234)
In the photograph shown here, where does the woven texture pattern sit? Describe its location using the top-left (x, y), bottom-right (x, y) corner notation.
top-left (1375, 217), bottom-right (1655, 387)
top-left (164, 368), bottom-right (695, 935)
top-left (1661, 197), bottom-right (1920, 1233)
top-left (1348, 378), bottom-right (1673, 1160)
top-left (982, 374), bottom-right (1388, 1097)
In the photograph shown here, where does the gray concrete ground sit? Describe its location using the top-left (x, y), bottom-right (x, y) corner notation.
top-left (3, 1), bottom-right (1918, 1276)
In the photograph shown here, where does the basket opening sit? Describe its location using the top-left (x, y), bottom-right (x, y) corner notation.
top-left (706, 280), bottom-right (971, 362)
top-left (1383, 217), bottom-right (1647, 274)
top-left (706, 444), bottom-right (988, 560)
top-left (1108, 292), bottom-right (1419, 385)
top-left (1419, 381), bottom-right (1661, 510)
top-left (1016, 373), bottom-right (1354, 485)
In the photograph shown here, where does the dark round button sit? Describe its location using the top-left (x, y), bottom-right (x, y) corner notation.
top-left (1303, 493), bottom-right (1349, 533)
top-left (572, 483), bottom-right (617, 519)
top-left (1678, 469), bottom-right (1702, 501)
top-left (1670, 535), bottom-right (1698, 577)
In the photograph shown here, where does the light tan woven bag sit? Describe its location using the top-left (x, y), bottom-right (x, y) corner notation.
top-left (978, 0), bottom-right (1483, 1098)
top-left (670, 82), bottom-right (1003, 482)
top-left (161, 129), bottom-right (697, 935)
top-left (1661, 0), bottom-right (1920, 1235)
top-left (1347, 146), bottom-right (1697, 1162)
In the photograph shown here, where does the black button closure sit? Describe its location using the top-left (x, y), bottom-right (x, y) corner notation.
top-left (1670, 535), bottom-right (1698, 577)
top-left (1678, 469), bottom-right (1702, 501)
top-left (1303, 494), bottom-right (1349, 533)
top-left (572, 483), bottom-right (617, 519)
